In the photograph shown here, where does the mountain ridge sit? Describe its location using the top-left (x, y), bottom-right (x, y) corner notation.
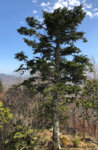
top-left (0, 73), bottom-right (23, 90)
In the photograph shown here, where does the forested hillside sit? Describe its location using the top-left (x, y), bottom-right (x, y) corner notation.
top-left (0, 75), bottom-right (98, 149)
top-left (0, 74), bottom-right (24, 90)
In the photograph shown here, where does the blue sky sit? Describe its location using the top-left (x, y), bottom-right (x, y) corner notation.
top-left (0, 0), bottom-right (98, 74)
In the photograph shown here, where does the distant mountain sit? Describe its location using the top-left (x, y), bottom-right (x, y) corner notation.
top-left (0, 73), bottom-right (24, 90)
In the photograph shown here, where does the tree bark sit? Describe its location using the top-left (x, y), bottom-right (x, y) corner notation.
top-left (53, 94), bottom-right (61, 150)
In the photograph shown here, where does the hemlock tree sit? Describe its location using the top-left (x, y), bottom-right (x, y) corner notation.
top-left (15, 5), bottom-right (92, 149)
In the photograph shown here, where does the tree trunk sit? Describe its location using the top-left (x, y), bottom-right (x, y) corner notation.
top-left (93, 122), bottom-right (97, 139)
top-left (52, 33), bottom-right (61, 149)
top-left (72, 107), bottom-right (76, 130)
top-left (53, 94), bottom-right (61, 150)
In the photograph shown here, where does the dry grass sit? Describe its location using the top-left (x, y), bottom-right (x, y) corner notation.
top-left (36, 130), bottom-right (98, 150)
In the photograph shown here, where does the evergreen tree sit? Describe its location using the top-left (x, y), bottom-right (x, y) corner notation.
top-left (15, 5), bottom-right (92, 149)
top-left (80, 79), bottom-right (98, 138)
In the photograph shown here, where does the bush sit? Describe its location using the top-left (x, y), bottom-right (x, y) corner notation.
top-left (5, 125), bottom-right (40, 150)
top-left (0, 101), bottom-right (13, 129)
top-left (72, 134), bottom-right (81, 147)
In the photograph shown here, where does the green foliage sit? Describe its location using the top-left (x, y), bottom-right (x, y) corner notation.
top-left (39, 93), bottom-right (69, 128)
top-left (83, 79), bottom-right (98, 109)
top-left (0, 101), bottom-right (13, 129)
top-left (5, 125), bottom-right (39, 150)
top-left (73, 134), bottom-right (81, 147)
top-left (79, 79), bottom-right (98, 120)
top-left (15, 5), bottom-right (91, 87)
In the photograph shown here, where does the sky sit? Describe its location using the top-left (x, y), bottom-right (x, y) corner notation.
top-left (0, 0), bottom-right (98, 74)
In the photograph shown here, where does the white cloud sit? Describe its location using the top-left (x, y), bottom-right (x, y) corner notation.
top-left (32, 0), bottom-right (37, 3)
top-left (84, 3), bottom-right (92, 9)
top-left (94, 12), bottom-right (98, 17)
top-left (43, 8), bottom-right (48, 11)
top-left (86, 11), bottom-right (93, 18)
top-left (53, 0), bottom-right (68, 9)
top-left (93, 8), bottom-right (98, 12)
top-left (82, 0), bottom-right (86, 4)
top-left (20, 21), bottom-right (25, 25)
top-left (68, 0), bottom-right (80, 6)
top-left (39, 0), bottom-right (98, 19)
top-left (33, 10), bottom-right (37, 14)
top-left (40, 2), bottom-right (50, 7)
top-left (86, 10), bottom-right (98, 18)
top-left (46, 0), bottom-right (98, 18)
